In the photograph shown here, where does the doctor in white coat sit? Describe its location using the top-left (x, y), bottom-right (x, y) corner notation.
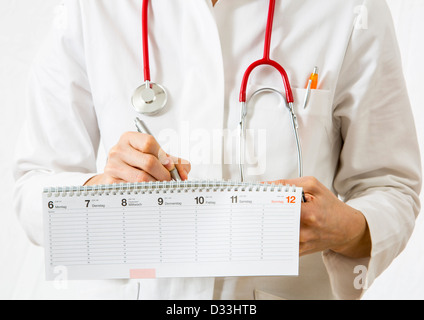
top-left (13, 0), bottom-right (421, 300)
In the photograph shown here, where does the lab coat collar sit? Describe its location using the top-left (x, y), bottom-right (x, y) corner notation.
top-left (208, 0), bottom-right (221, 9)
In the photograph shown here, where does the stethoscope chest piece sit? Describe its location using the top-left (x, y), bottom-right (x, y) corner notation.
top-left (132, 81), bottom-right (168, 115)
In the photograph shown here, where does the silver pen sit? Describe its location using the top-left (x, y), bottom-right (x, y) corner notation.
top-left (134, 117), bottom-right (182, 181)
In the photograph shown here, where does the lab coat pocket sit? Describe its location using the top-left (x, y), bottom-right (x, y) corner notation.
top-left (293, 88), bottom-right (335, 179)
top-left (240, 86), bottom-right (333, 181)
top-left (294, 88), bottom-right (332, 126)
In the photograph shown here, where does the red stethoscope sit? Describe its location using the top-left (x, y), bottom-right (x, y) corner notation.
top-left (132, 0), bottom-right (303, 182)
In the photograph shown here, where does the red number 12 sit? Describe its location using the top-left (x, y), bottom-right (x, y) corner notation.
top-left (286, 196), bottom-right (296, 204)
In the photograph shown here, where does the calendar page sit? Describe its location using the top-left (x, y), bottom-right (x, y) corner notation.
top-left (43, 181), bottom-right (302, 280)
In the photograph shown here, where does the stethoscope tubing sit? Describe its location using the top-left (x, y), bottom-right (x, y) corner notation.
top-left (239, 0), bottom-right (294, 105)
top-left (142, 0), bottom-right (151, 82)
top-left (139, 0), bottom-right (303, 183)
top-left (239, 88), bottom-right (303, 182)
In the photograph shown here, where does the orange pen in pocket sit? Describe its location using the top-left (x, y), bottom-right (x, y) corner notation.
top-left (303, 66), bottom-right (319, 109)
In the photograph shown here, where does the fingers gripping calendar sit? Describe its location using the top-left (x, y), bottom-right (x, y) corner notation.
top-left (43, 181), bottom-right (302, 280)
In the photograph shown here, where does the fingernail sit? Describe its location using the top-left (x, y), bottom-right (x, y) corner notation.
top-left (181, 169), bottom-right (188, 180)
top-left (164, 157), bottom-right (176, 171)
top-left (161, 158), bottom-right (170, 166)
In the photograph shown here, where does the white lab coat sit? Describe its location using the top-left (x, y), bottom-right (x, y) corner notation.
top-left (13, 0), bottom-right (421, 300)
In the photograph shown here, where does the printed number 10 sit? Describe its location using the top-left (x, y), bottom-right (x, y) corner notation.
top-left (195, 196), bottom-right (205, 205)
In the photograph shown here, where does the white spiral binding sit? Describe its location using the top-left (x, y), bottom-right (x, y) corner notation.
top-left (43, 180), bottom-right (296, 197)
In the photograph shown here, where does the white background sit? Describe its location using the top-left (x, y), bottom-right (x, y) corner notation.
top-left (0, 0), bottom-right (423, 299)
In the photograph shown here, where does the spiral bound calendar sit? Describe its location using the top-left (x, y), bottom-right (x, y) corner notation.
top-left (43, 181), bottom-right (302, 281)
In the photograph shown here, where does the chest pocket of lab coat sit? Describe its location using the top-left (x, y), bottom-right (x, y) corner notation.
top-left (293, 88), bottom-right (335, 180)
top-left (242, 86), bottom-right (333, 182)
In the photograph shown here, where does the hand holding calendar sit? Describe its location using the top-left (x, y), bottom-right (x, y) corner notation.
top-left (55, 129), bottom-right (303, 280)
top-left (269, 177), bottom-right (371, 259)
